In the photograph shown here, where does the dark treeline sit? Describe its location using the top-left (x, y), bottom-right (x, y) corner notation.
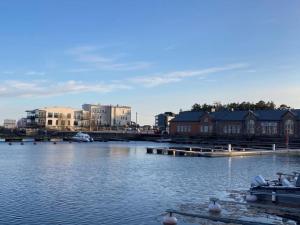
top-left (191, 101), bottom-right (291, 112)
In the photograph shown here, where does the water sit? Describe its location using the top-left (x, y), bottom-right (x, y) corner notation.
top-left (0, 141), bottom-right (299, 225)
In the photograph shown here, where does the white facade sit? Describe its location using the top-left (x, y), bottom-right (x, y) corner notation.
top-left (3, 119), bottom-right (16, 129)
top-left (82, 104), bottom-right (131, 129)
top-left (74, 110), bottom-right (90, 130)
top-left (110, 105), bottom-right (131, 126)
top-left (43, 107), bottom-right (77, 130)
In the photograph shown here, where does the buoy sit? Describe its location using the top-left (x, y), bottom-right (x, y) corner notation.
top-left (208, 198), bottom-right (221, 213)
top-left (8, 142), bottom-right (12, 145)
top-left (246, 193), bottom-right (257, 202)
top-left (53, 142), bottom-right (57, 145)
top-left (20, 142), bottom-right (24, 145)
top-left (33, 142), bottom-right (37, 145)
top-left (162, 213), bottom-right (177, 225)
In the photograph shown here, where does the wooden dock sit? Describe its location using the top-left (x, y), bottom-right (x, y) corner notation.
top-left (146, 146), bottom-right (300, 157)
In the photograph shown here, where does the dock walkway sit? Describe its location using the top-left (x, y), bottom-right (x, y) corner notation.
top-left (146, 146), bottom-right (300, 157)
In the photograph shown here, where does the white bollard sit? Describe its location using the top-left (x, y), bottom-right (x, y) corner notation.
top-left (272, 144), bottom-right (276, 151)
top-left (228, 144), bottom-right (232, 152)
top-left (163, 213), bottom-right (177, 225)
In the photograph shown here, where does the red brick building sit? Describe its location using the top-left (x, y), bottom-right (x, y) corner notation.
top-left (169, 109), bottom-right (300, 138)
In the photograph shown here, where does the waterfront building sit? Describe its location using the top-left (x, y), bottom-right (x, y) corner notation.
top-left (25, 104), bottom-right (131, 131)
top-left (74, 110), bottom-right (90, 131)
top-left (26, 107), bottom-right (77, 131)
top-left (26, 109), bottom-right (46, 128)
top-left (17, 118), bottom-right (27, 128)
top-left (110, 105), bottom-right (131, 127)
top-left (82, 104), bottom-right (131, 130)
top-left (155, 112), bottom-right (176, 133)
top-left (169, 109), bottom-right (300, 138)
top-left (3, 119), bottom-right (16, 129)
top-left (43, 107), bottom-right (77, 131)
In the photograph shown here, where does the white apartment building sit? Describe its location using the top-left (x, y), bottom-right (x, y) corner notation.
top-left (26, 107), bottom-right (77, 130)
top-left (82, 104), bottom-right (131, 129)
top-left (74, 110), bottom-right (90, 130)
top-left (110, 105), bottom-right (131, 126)
top-left (44, 107), bottom-right (77, 130)
top-left (25, 104), bottom-right (131, 131)
top-left (3, 119), bottom-right (16, 129)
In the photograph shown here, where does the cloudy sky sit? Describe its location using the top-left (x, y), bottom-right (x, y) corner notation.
top-left (0, 0), bottom-right (300, 125)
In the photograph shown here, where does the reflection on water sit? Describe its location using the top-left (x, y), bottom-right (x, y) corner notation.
top-left (0, 142), bottom-right (299, 225)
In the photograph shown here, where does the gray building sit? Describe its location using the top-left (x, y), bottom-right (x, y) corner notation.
top-left (155, 112), bottom-right (176, 132)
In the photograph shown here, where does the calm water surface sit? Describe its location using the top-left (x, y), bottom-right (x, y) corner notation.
top-left (0, 141), bottom-right (299, 225)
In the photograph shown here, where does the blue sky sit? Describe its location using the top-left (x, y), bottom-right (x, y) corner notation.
top-left (0, 0), bottom-right (300, 125)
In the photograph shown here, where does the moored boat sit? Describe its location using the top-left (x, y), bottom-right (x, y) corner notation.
top-left (72, 132), bottom-right (93, 142)
top-left (248, 172), bottom-right (300, 207)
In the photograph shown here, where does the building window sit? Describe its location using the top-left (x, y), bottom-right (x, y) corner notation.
top-left (177, 125), bottom-right (191, 133)
top-left (261, 122), bottom-right (278, 135)
top-left (48, 113), bottom-right (53, 118)
top-left (54, 113), bottom-right (59, 118)
top-left (247, 120), bottom-right (255, 134)
top-left (284, 120), bottom-right (294, 135)
top-left (67, 113), bottom-right (71, 119)
top-left (224, 125), bottom-right (240, 134)
top-left (68, 121), bottom-right (70, 126)
top-left (56, 120), bottom-right (58, 125)
top-left (48, 120), bottom-right (52, 125)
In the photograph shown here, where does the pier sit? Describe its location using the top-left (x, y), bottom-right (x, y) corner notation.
top-left (146, 145), bottom-right (300, 157)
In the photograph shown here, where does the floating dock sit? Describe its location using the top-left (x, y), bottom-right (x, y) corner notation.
top-left (146, 146), bottom-right (300, 157)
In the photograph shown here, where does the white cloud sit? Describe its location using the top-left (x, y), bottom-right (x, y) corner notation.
top-left (67, 45), bottom-right (152, 71)
top-left (25, 71), bottom-right (46, 76)
top-left (0, 63), bottom-right (250, 98)
top-left (0, 80), bottom-right (131, 98)
top-left (130, 63), bottom-right (248, 87)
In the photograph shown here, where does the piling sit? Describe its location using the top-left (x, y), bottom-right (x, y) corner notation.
top-left (157, 149), bottom-right (163, 154)
top-left (147, 148), bottom-right (154, 154)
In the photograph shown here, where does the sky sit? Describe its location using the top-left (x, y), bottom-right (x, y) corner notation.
top-left (0, 0), bottom-right (300, 125)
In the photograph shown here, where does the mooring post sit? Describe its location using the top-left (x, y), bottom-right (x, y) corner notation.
top-left (272, 144), bottom-right (276, 151)
top-left (228, 144), bottom-right (232, 152)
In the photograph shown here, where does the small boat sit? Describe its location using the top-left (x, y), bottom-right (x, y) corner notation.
top-left (248, 172), bottom-right (300, 207)
top-left (72, 132), bottom-right (93, 142)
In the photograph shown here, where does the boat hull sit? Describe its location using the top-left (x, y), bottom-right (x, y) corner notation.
top-left (250, 186), bottom-right (300, 207)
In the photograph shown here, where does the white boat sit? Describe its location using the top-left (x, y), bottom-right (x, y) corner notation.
top-left (72, 132), bottom-right (93, 142)
top-left (248, 172), bottom-right (300, 207)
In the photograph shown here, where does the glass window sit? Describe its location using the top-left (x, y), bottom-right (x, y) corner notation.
top-left (48, 120), bottom-right (52, 125)
top-left (247, 120), bottom-right (255, 134)
top-left (48, 112), bottom-right (53, 118)
top-left (285, 120), bottom-right (294, 135)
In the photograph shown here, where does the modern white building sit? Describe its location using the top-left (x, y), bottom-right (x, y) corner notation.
top-left (43, 107), bottom-right (77, 130)
top-left (3, 119), bottom-right (16, 129)
top-left (26, 107), bottom-right (77, 130)
top-left (74, 110), bottom-right (90, 130)
top-left (110, 105), bottom-right (131, 127)
top-left (82, 104), bottom-right (131, 129)
top-left (25, 104), bottom-right (131, 131)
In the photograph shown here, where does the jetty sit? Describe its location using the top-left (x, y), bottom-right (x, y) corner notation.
top-left (146, 144), bottom-right (300, 157)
